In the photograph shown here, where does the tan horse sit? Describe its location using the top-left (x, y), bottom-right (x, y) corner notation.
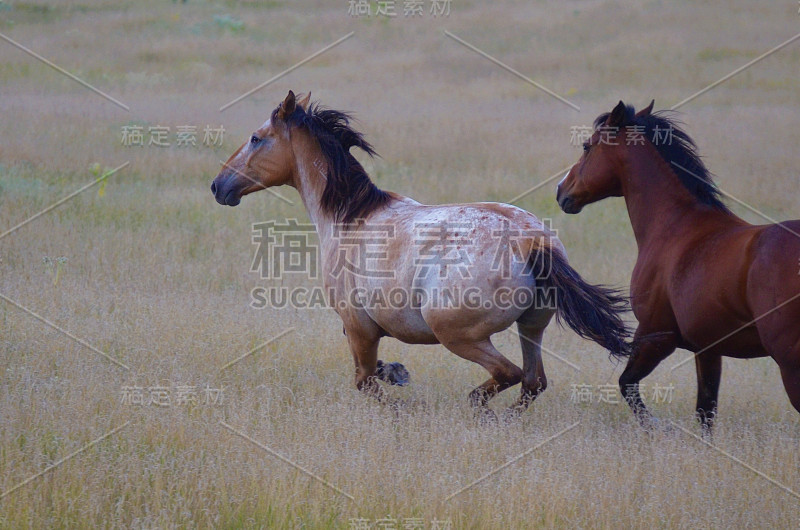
top-left (212, 91), bottom-right (631, 415)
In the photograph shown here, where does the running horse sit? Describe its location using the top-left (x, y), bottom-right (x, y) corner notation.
top-left (212, 90), bottom-right (631, 415)
top-left (557, 100), bottom-right (800, 432)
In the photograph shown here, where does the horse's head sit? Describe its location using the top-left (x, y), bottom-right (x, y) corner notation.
top-left (211, 90), bottom-right (311, 206)
top-left (556, 100), bottom-right (654, 214)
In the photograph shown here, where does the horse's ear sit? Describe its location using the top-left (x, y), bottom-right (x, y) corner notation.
top-left (636, 99), bottom-right (655, 117)
top-left (276, 90), bottom-right (296, 121)
top-left (607, 100), bottom-right (627, 128)
top-left (297, 92), bottom-right (311, 111)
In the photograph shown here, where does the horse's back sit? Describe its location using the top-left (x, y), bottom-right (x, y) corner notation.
top-left (381, 199), bottom-right (565, 253)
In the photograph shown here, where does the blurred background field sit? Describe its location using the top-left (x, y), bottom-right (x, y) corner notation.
top-left (1, 0), bottom-right (799, 527)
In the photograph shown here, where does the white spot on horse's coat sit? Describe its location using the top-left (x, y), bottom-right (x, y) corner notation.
top-left (558, 170), bottom-right (570, 187)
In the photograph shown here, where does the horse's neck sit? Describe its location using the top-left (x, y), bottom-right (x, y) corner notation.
top-left (622, 149), bottom-right (719, 248)
top-left (291, 140), bottom-right (337, 243)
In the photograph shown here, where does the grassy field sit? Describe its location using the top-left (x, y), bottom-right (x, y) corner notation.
top-left (1, 0), bottom-right (799, 527)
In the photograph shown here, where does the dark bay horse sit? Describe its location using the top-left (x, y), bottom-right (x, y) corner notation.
top-left (557, 100), bottom-right (800, 432)
top-left (212, 90), bottom-right (632, 416)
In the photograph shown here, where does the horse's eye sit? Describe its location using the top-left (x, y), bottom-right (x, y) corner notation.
top-left (582, 142), bottom-right (590, 153)
top-left (250, 135), bottom-right (260, 145)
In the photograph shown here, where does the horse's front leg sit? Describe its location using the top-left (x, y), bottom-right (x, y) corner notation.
top-left (695, 353), bottom-right (722, 437)
top-left (619, 330), bottom-right (678, 428)
top-left (344, 325), bottom-right (383, 397)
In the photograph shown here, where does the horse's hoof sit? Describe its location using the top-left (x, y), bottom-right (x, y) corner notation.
top-left (699, 426), bottom-right (714, 442)
top-left (474, 407), bottom-right (498, 426)
top-left (640, 416), bottom-right (671, 434)
top-left (376, 360), bottom-right (410, 386)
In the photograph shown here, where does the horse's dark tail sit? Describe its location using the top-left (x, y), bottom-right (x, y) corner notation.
top-left (532, 246), bottom-right (632, 359)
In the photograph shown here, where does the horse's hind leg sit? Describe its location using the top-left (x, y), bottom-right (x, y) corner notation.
top-left (509, 312), bottom-right (554, 413)
top-left (438, 337), bottom-right (523, 411)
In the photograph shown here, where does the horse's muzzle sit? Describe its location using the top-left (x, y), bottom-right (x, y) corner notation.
top-left (557, 194), bottom-right (582, 214)
top-left (556, 184), bottom-right (582, 214)
top-left (211, 175), bottom-right (242, 206)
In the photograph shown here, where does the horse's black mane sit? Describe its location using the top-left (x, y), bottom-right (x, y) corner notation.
top-left (275, 102), bottom-right (390, 224)
top-left (594, 104), bottom-right (730, 212)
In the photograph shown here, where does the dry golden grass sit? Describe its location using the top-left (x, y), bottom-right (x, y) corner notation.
top-left (1, 0), bottom-right (799, 527)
